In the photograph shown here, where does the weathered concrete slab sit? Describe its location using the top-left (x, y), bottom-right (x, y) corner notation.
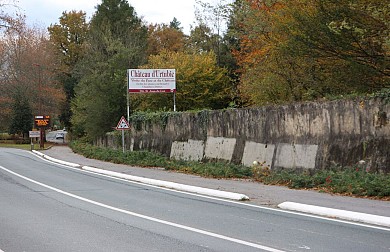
top-left (129, 137), bottom-right (134, 151)
top-left (170, 140), bottom-right (204, 161)
top-left (274, 144), bottom-right (318, 169)
top-left (242, 141), bottom-right (275, 168)
top-left (204, 137), bottom-right (236, 161)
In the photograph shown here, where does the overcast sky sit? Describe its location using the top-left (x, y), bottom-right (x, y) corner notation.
top-left (15, 0), bottom-right (223, 34)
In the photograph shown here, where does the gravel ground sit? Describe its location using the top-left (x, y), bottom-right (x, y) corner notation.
top-left (40, 146), bottom-right (390, 217)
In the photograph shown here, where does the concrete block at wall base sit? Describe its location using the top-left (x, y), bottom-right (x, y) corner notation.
top-left (274, 143), bottom-right (318, 169)
top-left (204, 137), bottom-right (236, 161)
top-left (130, 138), bottom-right (134, 151)
top-left (170, 140), bottom-right (204, 161)
top-left (242, 141), bottom-right (275, 168)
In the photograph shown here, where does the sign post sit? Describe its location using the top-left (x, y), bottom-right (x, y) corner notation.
top-left (116, 116), bottom-right (130, 153)
top-left (34, 115), bottom-right (50, 149)
top-left (29, 130), bottom-right (40, 151)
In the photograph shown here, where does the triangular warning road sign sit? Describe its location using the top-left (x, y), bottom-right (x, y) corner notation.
top-left (116, 116), bottom-right (130, 130)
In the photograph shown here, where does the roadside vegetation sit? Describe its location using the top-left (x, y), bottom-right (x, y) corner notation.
top-left (0, 133), bottom-right (52, 150)
top-left (0, 143), bottom-right (32, 151)
top-left (70, 141), bottom-right (390, 199)
top-left (70, 141), bottom-right (252, 179)
top-left (1, 1), bottom-right (388, 200)
top-left (0, 142), bottom-right (52, 150)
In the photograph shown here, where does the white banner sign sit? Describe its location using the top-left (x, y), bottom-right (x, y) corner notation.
top-left (29, 131), bottom-right (40, 138)
top-left (128, 69), bottom-right (176, 93)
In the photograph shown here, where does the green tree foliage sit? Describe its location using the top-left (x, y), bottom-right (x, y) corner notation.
top-left (48, 11), bottom-right (89, 129)
top-left (187, 23), bottom-right (216, 53)
top-left (281, 0), bottom-right (390, 93)
top-left (189, 0), bottom-right (241, 106)
top-left (48, 11), bottom-right (88, 69)
top-left (8, 91), bottom-right (32, 136)
top-left (131, 50), bottom-right (232, 111)
top-left (232, 0), bottom-right (389, 106)
top-left (169, 17), bottom-right (182, 31)
top-left (71, 0), bottom-right (147, 140)
top-left (191, 0), bottom-right (233, 66)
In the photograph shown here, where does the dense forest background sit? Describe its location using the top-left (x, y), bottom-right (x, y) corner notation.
top-left (0, 0), bottom-right (388, 140)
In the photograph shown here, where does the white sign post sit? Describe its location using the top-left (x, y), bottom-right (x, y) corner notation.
top-left (127, 69), bottom-right (177, 111)
top-left (116, 116), bottom-right (130, 153)
top-left (29, 131), bottom-right (40, 151)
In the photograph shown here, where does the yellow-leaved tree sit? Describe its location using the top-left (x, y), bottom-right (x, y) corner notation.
top-left (131, 50), bottom-right (233, 111)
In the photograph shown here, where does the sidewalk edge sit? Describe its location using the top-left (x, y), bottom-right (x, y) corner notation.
top-left (278, 201), bottom-right (390, 227)
top-left (31, 150), bottom-right (249, 201)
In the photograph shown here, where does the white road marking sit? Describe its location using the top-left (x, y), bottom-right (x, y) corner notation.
top-left (27, 151), bottom-right (390, 232)
top-left (0, 165), bottom-right (285, 252)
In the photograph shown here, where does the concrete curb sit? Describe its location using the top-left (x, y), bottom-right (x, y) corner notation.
top-left (31, 150), bottom-right (249, 201)
top-left (278, 202), bottom-right (390, 227)
top-left (82, 166), bottom-right (249, 201)
top-left (32, 150), bottom-right (44, 157)
top-left (32, 150), bottom-right (80, 168)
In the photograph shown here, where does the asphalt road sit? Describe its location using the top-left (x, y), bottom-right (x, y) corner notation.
top-left (1, 148), bottom-right (389, 252)
top-left (45, 130), bottom-right (67, 144)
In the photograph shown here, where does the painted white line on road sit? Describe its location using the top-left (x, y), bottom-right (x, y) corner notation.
top-left (0, 165), bottom-right (285, 252)
top-left (30, 151), bottom-right (255, 204)
top-left (31, 150), bottom-right (248, 201)
top-left (278, 202), bottom-right (390, 228)
top-left (27, 150), bottom-right (390, 231)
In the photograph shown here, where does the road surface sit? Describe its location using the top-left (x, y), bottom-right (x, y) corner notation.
top-left (45, 130), bottom-right (67, 144)
top-left (1, 148), bottom-right (389, 251)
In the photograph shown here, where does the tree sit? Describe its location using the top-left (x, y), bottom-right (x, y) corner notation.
top-left (0, 18), bottom-right (65, 130)
top-left (192, 0), bottom-right (232, 65)
top-left (0, 2), bottom-right (28, 131)
top-left (0, 0), bottom-right (20, 31)
top-left (147, 23), bottom-right (186, 56)
top-left (231, 0), bottom-right (389, 106)
top-left (48, 11), bottom-right (88, 129)
top-left (169, 17), bottom-right (182, 31)
top-left (8, 91), bottom-right (32, 137)
top-left (228, 0), bottom-right (290, 105)
top-left (279, 0), bottom-right (390, 93)
top-left (187, 23), bottom-right (215, 53)
top-left (71, 0), bottom-right (148, 140)
top-left (188, 0), bottom-right (242, 107)
top-left (131, 50), bottom-right (232, 111)
top-left (48, 11), bottom-right (88, 69)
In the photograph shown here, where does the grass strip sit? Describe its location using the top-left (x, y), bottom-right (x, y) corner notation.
top-left (70, 141), bottom-right (390, 199)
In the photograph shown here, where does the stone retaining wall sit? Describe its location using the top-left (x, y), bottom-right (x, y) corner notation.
top-left (96, 97), bottom-right (389, 172)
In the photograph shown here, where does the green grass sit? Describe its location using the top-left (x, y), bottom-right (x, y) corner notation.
top-left (252, 164), bottom-right (390, 199)
top-left (70, 141), bottom-right (390, 199)
top-left (0, 143), bottom-right (52, 151)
